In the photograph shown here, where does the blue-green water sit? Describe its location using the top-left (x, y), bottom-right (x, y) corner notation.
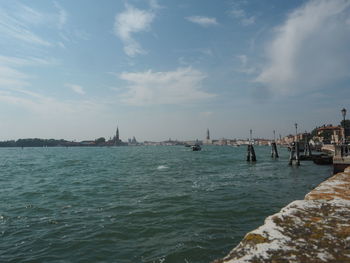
top-left (0, 146), bottom-right (332, 263)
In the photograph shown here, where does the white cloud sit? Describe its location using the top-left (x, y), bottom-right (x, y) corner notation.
top-left (241, 16), bottom-right (255, 26)
top-left (16, 3), bottom-right (46, 25)
top-left (0, 2), bottom-right (68, 47)
top-left (237, 55), bottom-right (247, 66)
top-left (18, 2), bottom-right (68, 30)
top-left (0, 89), bottom-right (101, 120)
top-left (58, 42), bottom-right (66, 48)
top-left (0, 7), bottom-right (52, 46)
top-left (231, 9), bottom-right (245, 18)
top-left (118, 67), bottom-right (215, 105)
top-left (236, 54), bottom-right (256, 74)
top-left (53, 1), bottom-right (68, 30)
top-left (0, 65), bottom-right (30, 88)
top-left (149, 0), bottom-right (162, 10)
top-left (0, 55), bottom-right (57, 67)
top-left (186, 16), bottom-right (218, 27)
top-left (0, 55), bottom-right (58, 90)
top-left (256, 0), bottom-right (350, 95)
top-left (114, 4), bottom-right (155, 57)
top-left (65, 83), bottom-right (85, 95)
top-left (229, 7), bottom-right (255, 26)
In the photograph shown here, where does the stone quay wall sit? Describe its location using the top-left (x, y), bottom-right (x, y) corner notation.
top-left (213, 167), bottom-right (350, 263)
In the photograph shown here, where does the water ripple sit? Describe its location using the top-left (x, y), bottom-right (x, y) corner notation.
top-left (0, 146), bottom-right (332, 263)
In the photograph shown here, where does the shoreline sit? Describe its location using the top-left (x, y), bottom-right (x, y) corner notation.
top-left (212, 166), bottom-right (350, 263)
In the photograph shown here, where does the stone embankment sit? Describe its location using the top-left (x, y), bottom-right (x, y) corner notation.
top-left (213, 167), bottom-right (350, 263)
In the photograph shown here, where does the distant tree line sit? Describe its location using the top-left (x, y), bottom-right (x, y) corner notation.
top-left (94, 137), bottom-right (106, 144)
top-left (0, 137), bottom-right (110, 147)
top-left (0, 138), bottom-right (70, 147)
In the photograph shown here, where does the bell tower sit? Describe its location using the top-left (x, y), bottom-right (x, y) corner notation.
top-left (116, 126), bottom-right (119, 142)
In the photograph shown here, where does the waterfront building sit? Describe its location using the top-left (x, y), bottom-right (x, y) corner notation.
top-left (281, 132), bottom-right (310, 146)
top-left (316, 125), bottom-right (344, 144)
top-left (281, 135), bottom-right (295, 145)
top-left (128, 136), bottom-right (139, 146)
top-left (218, 138), bottom-right (228, 145)
top-left (255, 139), bottom-right (270, 146)
top-left (236, 139), bottom-right (249, 145)
top-left (80, 140), bottom-right (96, 146)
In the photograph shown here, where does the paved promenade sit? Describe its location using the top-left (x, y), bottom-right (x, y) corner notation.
top-left (213, 167), bottom-right (350, 263)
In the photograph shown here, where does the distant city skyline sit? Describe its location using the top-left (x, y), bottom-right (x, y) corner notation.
top-left (0, 0), bottom-right (349, 141)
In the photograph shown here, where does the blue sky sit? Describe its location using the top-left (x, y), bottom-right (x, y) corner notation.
top-left (0, 0), bottom-right (350, 141)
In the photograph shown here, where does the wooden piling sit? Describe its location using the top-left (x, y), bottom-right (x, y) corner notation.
top-left (289, 142), bottom-right (300, 165)
top-left (289, 143), bottom-right (294, 165)
top-left (247, 129), bottom-right (257, 162)
top-left (303, 137), bottom-right (312, 157)
top-left (271, 130), bottom-right (279, 158)
top-left (247, 144), bottom-right (251, 162)
top-left (295, 142), bottom-right (300, 166)
top-left (288, 123), bottom-right (300, 166)
top-left (251, 144), bottom-right (256, 162)
top-left (271, 142), bottom-right (279, 158)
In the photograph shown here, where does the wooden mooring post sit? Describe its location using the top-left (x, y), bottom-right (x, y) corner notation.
top-left (271, 130), bottom-right (279, 158)
top-left (247, 129), bottom-right (256, 162)
top-left (289, 123), bottom-right (300, 166)
top-left (288, 142), bottom-right (300, 166)
top-left (304, 137), bottom-right (312, 157)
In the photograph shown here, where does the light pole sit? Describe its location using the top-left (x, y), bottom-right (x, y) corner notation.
top-left (341, 108), bottom-right (347, 144)
top-left (295, 123), bottom-right (298, 142)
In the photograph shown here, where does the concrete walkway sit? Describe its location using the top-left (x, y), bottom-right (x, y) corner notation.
top-left (213, 167), bottom-right (350, 263)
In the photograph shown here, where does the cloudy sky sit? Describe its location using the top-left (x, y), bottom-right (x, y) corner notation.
top-left (1, 0), bottom-right (350, 141)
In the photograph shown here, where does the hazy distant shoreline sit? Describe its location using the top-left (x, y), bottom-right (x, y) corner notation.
top-left (0, 137), bottom-right (277, 148)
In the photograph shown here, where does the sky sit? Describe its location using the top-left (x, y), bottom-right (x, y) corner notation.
top-left (1, 0), bottom-right (350, 141)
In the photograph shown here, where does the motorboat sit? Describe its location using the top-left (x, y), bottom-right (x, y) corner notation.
top-left (191, 144), bottom-right (201, 151)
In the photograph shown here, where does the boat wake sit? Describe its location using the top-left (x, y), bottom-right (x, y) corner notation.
top-left (157, 165), bottom-right (169, 170)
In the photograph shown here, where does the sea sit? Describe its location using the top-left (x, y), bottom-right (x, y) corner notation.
top-left (0, 145), bottom-right (332, 263)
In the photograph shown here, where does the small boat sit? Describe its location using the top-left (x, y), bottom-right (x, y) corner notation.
top-left (191, 144), bottom-right (201, 151)
top-left (312, 154), bottom-right (333, 165)
top-left (299, 155), bottom-right (314, 161)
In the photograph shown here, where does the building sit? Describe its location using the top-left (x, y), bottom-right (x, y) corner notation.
top-left (203, 128), bottom-right (212, 145)
top-left (296, 132), bottom-right (310, 143)
top-left (114, 126), bottom-right (121, 145)
top-left (316, 125), bottom-right (344, 144)
top-left (107, 126), bottom-right (127, 146)
top-left (280, 135), bottom-right (294, 145)
top-left (80, 140), bottom-right (96, 146)
top-left (280, 132), bottom-right (310, 145)
top-left (128, 136), bottom-right (139, 146)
